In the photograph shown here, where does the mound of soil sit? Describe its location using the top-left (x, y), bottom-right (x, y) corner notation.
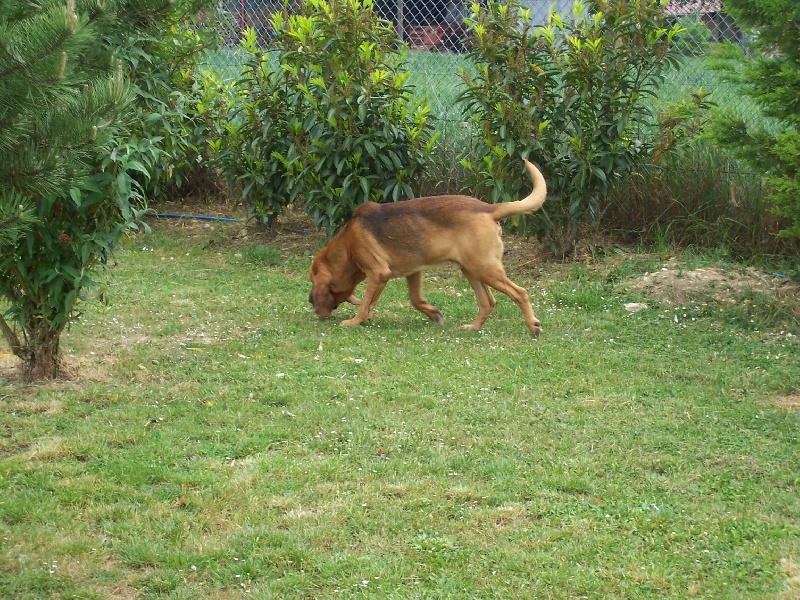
top-left (632, 259), bottom-right (793, 305)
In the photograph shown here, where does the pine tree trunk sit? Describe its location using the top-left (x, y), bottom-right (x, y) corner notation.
top-left (0, 314), bottom-right (62, 381)
top-left (23, 327), bottom-right (61, 381)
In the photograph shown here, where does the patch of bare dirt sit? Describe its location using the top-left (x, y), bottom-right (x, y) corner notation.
top-left (775, 395), bottom-right (800, 410)
top-left (631, 258), bottom-right (796, 305)
top-left (0, 351), bottom-right (115, 385)
top-left (779, 559), bottom-right (800, 599)
top-left (0, 352), bottom-right (22, 384)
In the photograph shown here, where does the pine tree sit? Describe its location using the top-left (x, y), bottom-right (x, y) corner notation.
top-left (0, 0), bottom-right (136, 380)
top-left (0, 200), bottom-right (36, 248)
top-left (710, 0), bottom-right (800, 240)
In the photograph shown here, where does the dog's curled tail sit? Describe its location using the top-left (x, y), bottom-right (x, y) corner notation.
top-left (490, 160), bottom-right (547, 221)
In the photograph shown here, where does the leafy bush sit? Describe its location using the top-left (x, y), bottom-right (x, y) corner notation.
top-left (116, 1), bottom-right (229, 202)
top-left (457, 1), bottom-right (559, 210)
top-left (222, 0), bottom-right (438, 236)
top-left (213, 30), bottom-right (300, 226)
top-left (459, 0), bottom-right (691, 256)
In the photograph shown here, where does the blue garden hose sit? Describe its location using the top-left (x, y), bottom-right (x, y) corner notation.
top-left (144, 211), bottom-right (315, 235)
top-left (145, 212), bottom-right (243, 223)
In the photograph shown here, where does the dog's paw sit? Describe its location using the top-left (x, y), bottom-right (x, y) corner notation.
top-left (429, 309), bottom-right (444, 325)
top-left (530, 322), bottom-right (543, 337)
top-left (461, 323), bottom-right (481, 331)
top-left (339, 318), bottom-right (362, 327)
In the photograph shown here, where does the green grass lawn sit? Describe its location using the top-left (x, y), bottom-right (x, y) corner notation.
top-left (1, 220), bottom-right (798, 598)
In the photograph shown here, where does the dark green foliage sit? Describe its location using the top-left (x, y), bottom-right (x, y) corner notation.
top-left (114, 0), bottom-right (228, 201)
top-left (281, 0), bottom-right (438, 235)
top-left (0, 199), bottom-right (36, 248)
top-left (222, 0), bottom-right (438, 236)
top-left (458, 0), bottom-right (691, 255)
top-left (456, 1), bottom-right (559, 207)
top-left (0, 0), bottom-right (144, 380)
top-left (0, 0), bottom-right (220, 380)
top-left (214, 29), bottom-right (301, 226)
top-left (707, 0), bottom-right (800, 239)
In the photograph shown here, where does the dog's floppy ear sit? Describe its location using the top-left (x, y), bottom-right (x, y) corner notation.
top-left (346, 295), bottom-right (361, 306)
top-left (309, 259), bottom-right (320, 278)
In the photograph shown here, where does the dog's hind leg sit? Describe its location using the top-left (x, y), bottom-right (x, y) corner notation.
top-left (460, 268), bottom-right (497, 331)
top-left (461, 259), bottom-right (542, 336)
top-left (481, 269), bottom-right (542, 336)
top-left (407, 272), bottom-right (444, 325)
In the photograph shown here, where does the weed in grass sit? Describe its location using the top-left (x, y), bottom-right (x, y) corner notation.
top-left (238, 243), bottom-right (282, 267)
top-left (696, 289), bottom-right (798, 332)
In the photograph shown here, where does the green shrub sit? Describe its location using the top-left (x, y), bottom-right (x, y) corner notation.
top-left (459, 0), bottom-right (690, 256)
top-left (0, 0), bottom-right (143, 380)
top-left (457, 0), bottom-right (559, 209)
top-left (223, 0), bottom-right (438, 236)
top-left (213, 29), bottom-right (300, 226)
top-left (118, 0), bottom-right (229, 202)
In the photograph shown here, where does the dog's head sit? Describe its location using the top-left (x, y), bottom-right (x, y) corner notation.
top-left (308, 262), bottom-right (338, 319)
top-left (308, 251), bottom-right (360, 319)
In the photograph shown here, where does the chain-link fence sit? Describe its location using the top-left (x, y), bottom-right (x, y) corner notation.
top-left (210, 0), bottom-right (752, 126)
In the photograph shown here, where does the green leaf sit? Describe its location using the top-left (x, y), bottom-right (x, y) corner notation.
top-left (590, 166), bottom-right (607, 183)
top-left (359, 176), bottom-right (370, 200)
top-left (69, 188), bottom-right (82, 208)
top-left (63, 289), bottom-right (78, 315)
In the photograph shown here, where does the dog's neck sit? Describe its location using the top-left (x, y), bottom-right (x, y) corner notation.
top-left (321, 230), bottom-right (365, 295)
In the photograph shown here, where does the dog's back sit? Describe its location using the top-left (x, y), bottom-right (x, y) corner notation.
top-left (352, 159), bottom-right (546, 240)
top-left (354, 195), bottom-right (493, 243)
top-left (345, 196), bottom-right (501, 274)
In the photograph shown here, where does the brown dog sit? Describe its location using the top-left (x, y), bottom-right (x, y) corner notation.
top-left (309, 160), bottom-right (547, 335)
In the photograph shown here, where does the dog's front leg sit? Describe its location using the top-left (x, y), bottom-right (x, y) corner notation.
top-left (407, 272), bottom-right (444, 325)
top-left (340, 277), bottom-right (386, 326)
